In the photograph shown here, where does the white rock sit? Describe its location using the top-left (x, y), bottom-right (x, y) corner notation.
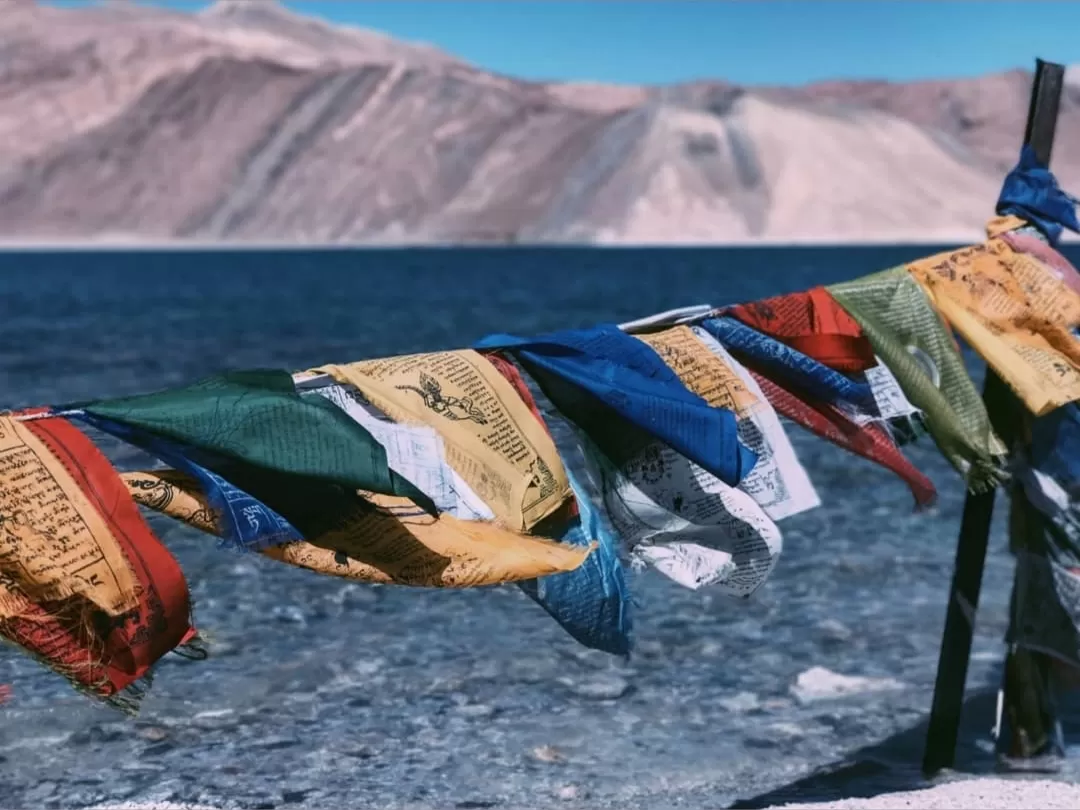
top-left (718, 691), bottom-right (762, 712)
top-left (790, 666), bottom-right (903, 704)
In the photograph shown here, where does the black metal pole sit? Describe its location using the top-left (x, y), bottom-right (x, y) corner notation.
top-left (1023, 58), bottom-right (1064, 165)
top-left (921, 58), bottom-right (1065, 776)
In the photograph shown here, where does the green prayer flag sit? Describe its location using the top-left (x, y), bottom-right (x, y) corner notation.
top-left (85, 369), bottom-right (433, 508)
top-left (828, 268), bottom-right (1006, 493)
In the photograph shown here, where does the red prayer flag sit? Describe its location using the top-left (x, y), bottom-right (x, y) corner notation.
top-left (748, 371), bottom-right (936, 508)
top-left (729, 287), bottom-right (878, 373)
top-left (0, 415), bottom-right (195, 706)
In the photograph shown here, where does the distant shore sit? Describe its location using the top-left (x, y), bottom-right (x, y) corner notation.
top-left (1, 225), bottom-right (1076, 251)
top-left (0, 236), bottom-right (1008, 251)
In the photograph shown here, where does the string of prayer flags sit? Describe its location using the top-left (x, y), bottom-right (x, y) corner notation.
top-left (696, 317), bottom-right (936, 506)
top-left (581, 431), bottom-right (782, 595)
top-left (684, 328), bottom-right (822, 521)
top-left (589, 325), bottom-right (785, 594)
top-left (307, 383), bottom-right (495, 522)
top-left (4, 163), bottom-right (1080, 708)
top-left (634, 325), bottom-right (823, 516)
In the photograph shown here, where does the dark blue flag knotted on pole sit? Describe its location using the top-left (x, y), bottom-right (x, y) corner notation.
top-left (997, 143), bottom-right (1080, 244)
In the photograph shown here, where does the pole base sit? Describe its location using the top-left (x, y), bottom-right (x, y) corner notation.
top-left (995, 647), bottom-right (1065, 771)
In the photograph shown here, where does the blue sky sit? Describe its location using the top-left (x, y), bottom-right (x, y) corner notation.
top-left (48, 1), bottom-right (1080, 86)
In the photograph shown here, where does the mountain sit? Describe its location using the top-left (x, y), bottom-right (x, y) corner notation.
top-left (0, 0), bottom-right (1077, 245)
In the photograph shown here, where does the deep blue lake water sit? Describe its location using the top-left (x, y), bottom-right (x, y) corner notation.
top-left (0, 245), bottom-right (1077, 810)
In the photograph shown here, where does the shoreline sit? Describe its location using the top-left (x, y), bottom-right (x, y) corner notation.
top-left (0, 237), bottom-right (1001, 251)
top-left (0, 230), bottom-right (1075, 250)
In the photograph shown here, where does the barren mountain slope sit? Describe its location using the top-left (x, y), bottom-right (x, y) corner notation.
top-left (0, 0), bottom-right (1075, 244)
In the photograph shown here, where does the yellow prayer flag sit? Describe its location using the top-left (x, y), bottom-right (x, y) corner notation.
top-left (637, 326), bottom-right (760, 415)
top-left (0, 416), bottom-right (139, 618)
top-left (908, 236), bottom-right (1080, 416)
top-left (315, 350), bottom-right (570, 533)
top-left (121, 470), bottom-right (591, 588)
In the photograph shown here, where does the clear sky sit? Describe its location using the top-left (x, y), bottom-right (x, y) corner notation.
top-left (46, 1), bottom-right (1080, 86)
